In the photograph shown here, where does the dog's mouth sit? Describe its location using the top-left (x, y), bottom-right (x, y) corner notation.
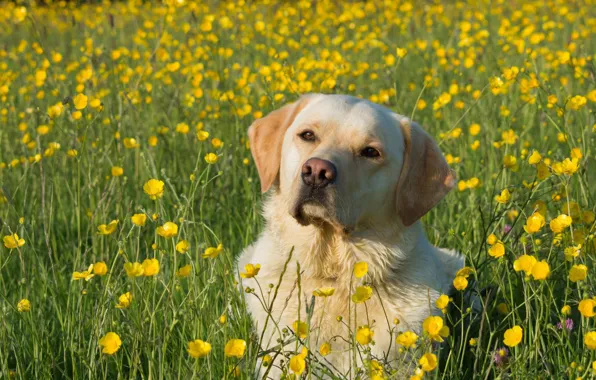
top-left (291, 200), bottom-right (328, 226)
top-left (290, 186), bottom-right (337, 227)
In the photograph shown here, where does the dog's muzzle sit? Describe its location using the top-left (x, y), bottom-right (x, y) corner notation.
top-left (291, 158), bottom-right (337, 225)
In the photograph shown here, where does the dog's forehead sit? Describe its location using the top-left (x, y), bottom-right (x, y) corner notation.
top-left (294, 95), bottom-right (397, 137)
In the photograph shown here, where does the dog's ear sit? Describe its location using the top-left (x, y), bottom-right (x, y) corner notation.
top-left (248, 96), bottom-right (313, 193)
top-left (396, 118), bottom-right (455, 226)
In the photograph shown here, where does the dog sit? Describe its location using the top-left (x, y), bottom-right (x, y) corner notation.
top-left (237, 94), bottom-right (465, 377)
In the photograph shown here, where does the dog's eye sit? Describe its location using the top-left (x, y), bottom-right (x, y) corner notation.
top-left (361, 147), bottom-right (380, 158)
top-left (299, 130), bottom-right (316, 142)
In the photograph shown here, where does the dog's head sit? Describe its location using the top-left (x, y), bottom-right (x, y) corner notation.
top-left (248, 94), bottom-right (455, 231)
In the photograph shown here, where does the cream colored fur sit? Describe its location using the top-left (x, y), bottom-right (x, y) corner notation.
top-left (237, 94), bottom-right (464, 377)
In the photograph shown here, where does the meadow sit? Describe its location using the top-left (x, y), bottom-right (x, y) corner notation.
top-left (0, 0), bottom-right (595, 378)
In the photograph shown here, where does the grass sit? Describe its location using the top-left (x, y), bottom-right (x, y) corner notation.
top-left (0, 0), bottom-right (595, 378)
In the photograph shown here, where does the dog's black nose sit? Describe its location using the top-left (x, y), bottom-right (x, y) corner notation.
top-left (301, 158), bottom-right (337, 188)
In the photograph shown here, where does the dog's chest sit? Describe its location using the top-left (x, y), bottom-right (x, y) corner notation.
top-left (250, 264), bottom-right (439, 345)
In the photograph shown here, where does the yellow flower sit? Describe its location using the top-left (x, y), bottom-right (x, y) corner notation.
top-left (131, 213), bottom-right (147, 227)
top-left (13, 6), bottom-right (27, 23)
top-left (469, 338), bottom-right (477, 346)
top-left (502, 66), bottom-right (519, 81)
top-left (175, 240), bottom-right (190, 253)
top-left (453, 276), bottom-right (468, 290)
top-left (486, 234), bottom-right (498, 245)
top-left (262, 354), bottom-right (272, 367)
top-left (513, 255), bottom-right (537, 275)
top-left (211, 138), bottom-right (224, 148)
top-left (142, 258), bottom-right (160, 276)
top-left (435, 294), bottom-right (450, 311)
top-left (561, 305), bottom-right (571, 315)
top-left (37, 125), bottom-right (50, 135)
top-left (224, 339), bottom-right (246, 358)
top-left (433, 92), bottom-right (452, 110)
top-left (352, 285), bottom-right (373, 303)
top-left (156, 222), bottom-right (178, 238)
top-left (73, 93), bottom-right (88, 110)
top-left (188, 339), bottom-right (212, 358)
top-left (569, 264), bottom-right (587, 282)
top-left (289, 347), bottom-right (308, 375)
top-left (585, 332), bottom-right (596, 350)
top-left (536, 162), bottom-right (550, 180)
top-left (99, 332), bottom-right (122, 355)
top-left (204, 153), bottom-right (218, 164)
top-left (567, 95), bottom-right (587, 110)
top-left (503, 154), bottom-right (518, 170)
top-left (115, 292), bottom-right (133, 309)
top-left (488, 241), bottom-right (505, 258)
top-left (73, 264), bottom-right (95, 281)
top-left (468, 123), bottom-right (481, 136)
top-left (571, 147), bottom-right (583, 160)
top-left (531, 260), bottom-right (550, 280)
top-left (356, 326), bottom-right (374, 345)
top-left (97, 220), bottom-right (118, 235)
top-left (197, 130), bottom-right (210, 141)
top-left (90, 98), bottom-right (102, 109)
top-left (564, 245), bottom-right (582, 261)
top-left (319, 342), bottom-right (331, 356)
top-left (423, 316), bottom-right (449, 342)
top-left (143, 179), bottom-right (165, 200)
top-left (550, 214), bottom-right (572, 233)
top-left (240, 263), bottom-right (261, 278)
top-left (175, 122), bottom-right (189, 134)
top-left (93, 261), bottom-right (108, 276)
top-left (111, 166), bottom-right (124, 177)
top-left (396, 47), bottom-right (408, 58)
top-left (313, 287), bottom-right (335, 297)
top-left (503, 325), bottom-right (523, 347)
top-left (292, 320), bottom-right (308, 339)
top-left (123, 138), bottom-right (140, 149)
top-left (419, 353), bottom-right (438, 372)
top-left (48, 102), bottom-right (64, 118)
top-left (524, 213), bottom-right (545, 234)
top-left (124, 262), bottom-right (144, 277)
top-left (560, 158), bottom-right (579, 175)
top-left (396, 331), bottom-right (418, 348)
top-left (369, 360), bottom-right (385, 379)
top-left (353, 261), bottom-right (368, 278)
top-left (202, 243), bottom-right (223, 259)
top-left (17, 299), bottom-right (31, 312)
top-left (579, 299), bottom-right (596, 318)
top-left (494, 189), bottom-right (511, 204)
top-left (3, 233), bottom-right (25, 249)
top-left (167, 62), bottom-right (181, 72)
top-left (501, 129), bottom-right (518, 145)
top-left (528, 150), bottom-right (542, 165)
top-left (176, 264), bottom-right (192, 278)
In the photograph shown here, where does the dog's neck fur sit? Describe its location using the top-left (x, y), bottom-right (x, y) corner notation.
top-left (263, 192), bottom-right (435, 290)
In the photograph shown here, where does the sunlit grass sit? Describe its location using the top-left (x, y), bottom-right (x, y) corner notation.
top-left (0, 0), bottom-right (595, 378)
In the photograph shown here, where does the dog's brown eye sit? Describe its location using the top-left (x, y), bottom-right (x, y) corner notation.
top-left (361, 147), bottom-right (380, 158)
top-left (299, 130), bottom-right (316, 142)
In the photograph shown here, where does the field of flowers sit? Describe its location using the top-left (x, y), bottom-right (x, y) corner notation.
top-left (0, 0), bottom-right (595, 378)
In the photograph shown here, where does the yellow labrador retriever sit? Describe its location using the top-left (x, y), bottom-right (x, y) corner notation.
top-left (238, 94), bottom-right (464, 376)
